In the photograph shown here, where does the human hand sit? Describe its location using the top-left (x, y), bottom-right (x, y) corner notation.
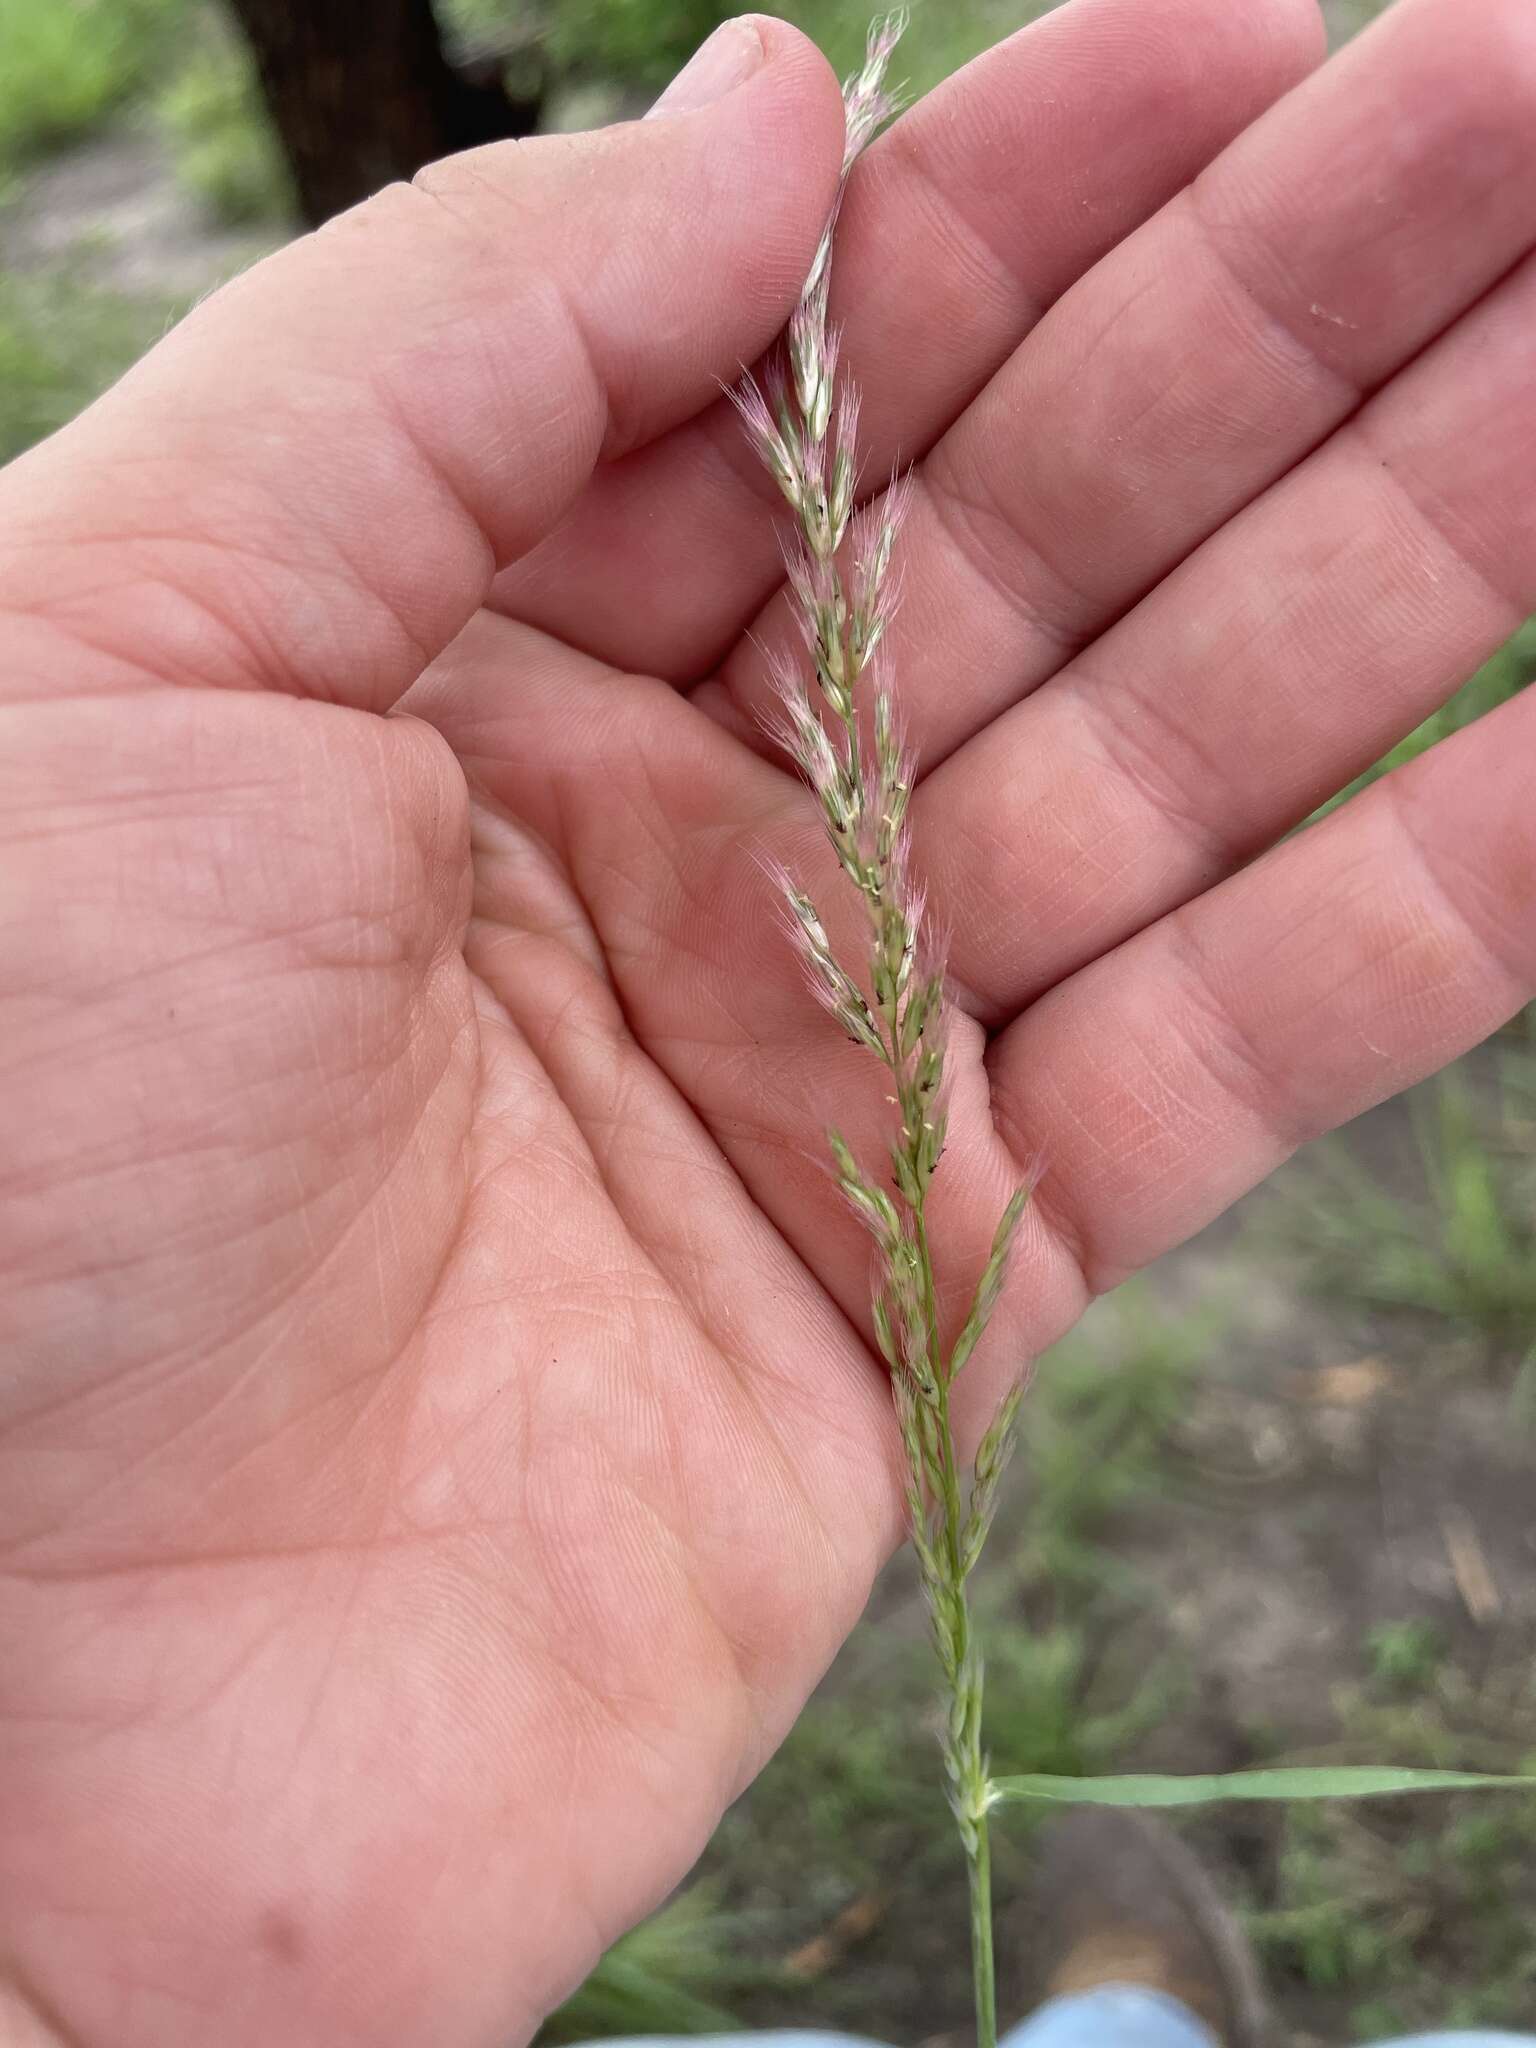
top-left (2, 1), bottom-right (1533, 2043)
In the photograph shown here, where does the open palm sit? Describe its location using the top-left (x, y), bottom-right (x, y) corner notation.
top-left (3, 2), bottom-right (1535, 2044)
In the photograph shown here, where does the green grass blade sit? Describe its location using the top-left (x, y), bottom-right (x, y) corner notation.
top-left (990, 1766), bottom-right (1534, 1809)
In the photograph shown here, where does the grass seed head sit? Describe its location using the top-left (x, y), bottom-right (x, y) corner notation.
top-left (734, 32), bottom-right (1029, 2028)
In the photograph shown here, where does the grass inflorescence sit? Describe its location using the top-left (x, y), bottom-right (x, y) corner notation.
top-left (733, 18), bottom-right (1033, 2046)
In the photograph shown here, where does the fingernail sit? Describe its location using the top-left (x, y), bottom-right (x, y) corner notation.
top-left (646, 18), bottom-right (764, 118)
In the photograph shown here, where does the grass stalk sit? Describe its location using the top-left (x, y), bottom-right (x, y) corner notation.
top-left (733, 18), bottom-right (1029, 2044)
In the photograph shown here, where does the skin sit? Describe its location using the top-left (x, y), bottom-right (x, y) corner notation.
top-left (2, 0), bottom-right (1534, 2040)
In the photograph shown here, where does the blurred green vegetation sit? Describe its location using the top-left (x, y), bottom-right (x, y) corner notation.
top-left (0, 263), bottom-right (168, 460)
top-left (1250, 1664), bottom-right (1536, 2033)
top-left (1365, 1617), bottom-right (1446, 1693)
top-left (1272, 1025), bottom-right (1536, 1357)
top-left (0, 0), bottom-right (183, 162)
top-left (153, 14), bottom-right (292, 223)
top-left (541, 1887), bottom-right (760, 2043)
top-left (536, 0), bottom-right (741, 84)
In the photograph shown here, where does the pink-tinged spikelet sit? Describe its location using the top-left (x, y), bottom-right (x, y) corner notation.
top-left (727, 373), bottom-right (798, 511)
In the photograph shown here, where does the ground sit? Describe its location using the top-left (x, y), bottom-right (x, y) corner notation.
top-left (2, 1), bottom-right (1533, 2042)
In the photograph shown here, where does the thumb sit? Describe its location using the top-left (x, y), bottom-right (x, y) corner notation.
top-left (0, 16), bottom-right (844, 712)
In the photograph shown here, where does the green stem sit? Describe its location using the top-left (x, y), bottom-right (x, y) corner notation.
top-left (867, 732), bottom-right (996, 2048)
top-left (968, 1805), bottom-right (997, 2048)
top-left (917, 1215), bottom-right (997, 2048)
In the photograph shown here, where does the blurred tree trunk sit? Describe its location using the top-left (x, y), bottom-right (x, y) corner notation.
top-left (225, 0), bottom-right (540, 226)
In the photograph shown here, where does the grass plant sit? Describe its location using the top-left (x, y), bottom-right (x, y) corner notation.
top-left (732, 21), bottom-right (1033, 2042)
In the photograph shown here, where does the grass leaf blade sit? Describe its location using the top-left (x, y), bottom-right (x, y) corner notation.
top-left (989, 1766), bottom-right (1535, 1809)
